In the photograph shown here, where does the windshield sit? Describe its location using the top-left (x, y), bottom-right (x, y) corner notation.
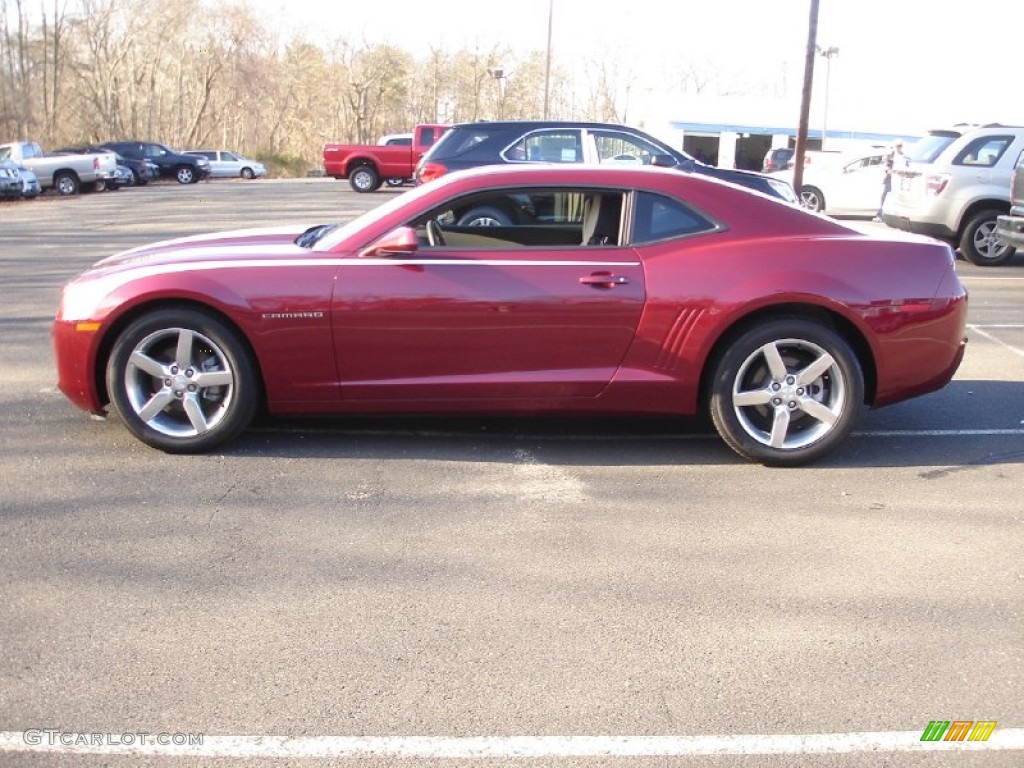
top-left (905, 131), bottom-right (960, 164)
top-left (313, 180), bottom-right (440, 251)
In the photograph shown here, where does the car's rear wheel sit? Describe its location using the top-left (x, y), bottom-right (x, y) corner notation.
top-left (349, 165), bottom-right (381, 193)
top-left (800, 186), bottom-right (825, 213)
top-left (106, 308), bottom-right (258, 453)
top-left (708, 319), bottom-right (863, 466)
top-left (176, 165), bottom-right (196, 184)
top-left (53, 171), bottom-right (79, 196)
top-left (960, 209), bottom-right (1016, 265)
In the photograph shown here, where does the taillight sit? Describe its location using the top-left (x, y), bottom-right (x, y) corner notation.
top-left (925, 173), bottom-right (950, 196)
top-left (416, 161), bottom-right (447, 185)
top-left (92, 157), bottom-right (100, 170)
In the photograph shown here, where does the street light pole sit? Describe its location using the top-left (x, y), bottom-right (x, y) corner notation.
top-left (488, 68), bottom-right (506, 119)
top-left (816, 45), bottom-right (839, 150)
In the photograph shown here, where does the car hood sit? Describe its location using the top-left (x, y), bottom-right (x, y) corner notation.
top-left (89, 225), bottom-right (320, 274)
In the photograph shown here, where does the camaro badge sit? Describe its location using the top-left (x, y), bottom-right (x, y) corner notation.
top-left (261, 311), bottom-right (324, 320)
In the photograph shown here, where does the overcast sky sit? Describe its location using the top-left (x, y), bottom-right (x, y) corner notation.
top-left (249, 0), bottom-right (1023, 134)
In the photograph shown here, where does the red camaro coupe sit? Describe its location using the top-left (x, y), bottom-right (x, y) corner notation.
top-left (53, 165), bottom-right (967, 465)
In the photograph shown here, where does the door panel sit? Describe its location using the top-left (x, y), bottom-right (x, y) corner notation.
top-left (331, 248), bottom-right (645, 400)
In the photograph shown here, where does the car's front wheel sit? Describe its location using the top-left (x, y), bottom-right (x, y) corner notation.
top-left (960, 209), bottom-right (1016, 265)
top-left (708, 319), bottom-right (863, 466)
top-left (106, 308), bottom-right (259, 453)
top-left (241, 167), bottom-right (254, 180)
top-left (176, 165), bottom-right (196, 184)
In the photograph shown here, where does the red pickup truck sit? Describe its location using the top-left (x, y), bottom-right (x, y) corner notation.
top-left (322, 124), bottom-right (448, 193)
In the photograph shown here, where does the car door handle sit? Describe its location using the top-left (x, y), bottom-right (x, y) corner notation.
top-left (579, 272), bottom-right (629, 288)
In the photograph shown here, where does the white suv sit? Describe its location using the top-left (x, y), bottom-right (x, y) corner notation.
top-left (882, 124), bottom-right (1024, 265)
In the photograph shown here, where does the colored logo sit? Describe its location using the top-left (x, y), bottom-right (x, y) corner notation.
top-left (920, 721), bottom-right (996, 742)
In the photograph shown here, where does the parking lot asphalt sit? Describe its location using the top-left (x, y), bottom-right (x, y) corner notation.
top-left (1, 180), bottom-right (1022, 767)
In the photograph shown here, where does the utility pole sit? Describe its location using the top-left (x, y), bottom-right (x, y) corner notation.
top-left (543, 0), bottom-right (553, 119)
top-left (793, 0), bottom-right (819, 198)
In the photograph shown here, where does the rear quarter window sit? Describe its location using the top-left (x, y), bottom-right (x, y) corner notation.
top-left (953, 135), bottom-right (1015, 167)
top-left (433, 128), bottom-right (494, 158)
top-left (632, 191), bottom-right (715, 244)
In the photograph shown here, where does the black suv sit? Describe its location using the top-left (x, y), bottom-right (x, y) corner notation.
top-left (415, 121), bottom-right (797, 203)
top-left (99, 140), bottom-right (211, 184)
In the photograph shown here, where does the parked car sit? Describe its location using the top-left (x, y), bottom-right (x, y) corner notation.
top-left (414, 120), bottom-right (797, 208)
top-left (771, 148), bottom-right (890, 215)
top-left (323, 123), bottom-right (448, 192)
top-left (0, 161), bottom-right (23, 199)
top-left (0, 159), bottom-right (41, 199)
top-left (53, 164), bottom-right (966, 466)
top-left (53, 146), bottom-right (138, 191)
top-left (0, 140), bottom-right (117, 195)
top-left (762, 147), bottom-right (794, 172)
top-left (183, 150), bottom-right (266, 179)
top-left (995, 150), bottom-right (1024, 255)
top-left (99, 140), bottom-right (211, 184)
top-left (378, 133), bottom-right (413, 146)
top-left (882, 124), bottom-right (1024, 265)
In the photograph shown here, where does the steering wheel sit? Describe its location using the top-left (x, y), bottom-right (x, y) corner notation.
top-left (426, 219), bottom-right (446, 247)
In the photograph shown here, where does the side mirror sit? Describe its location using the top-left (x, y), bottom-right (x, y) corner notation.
top-left (648, 154), bottom-right (678, 168)
top-left (358, 226), bottom-right (419, 258)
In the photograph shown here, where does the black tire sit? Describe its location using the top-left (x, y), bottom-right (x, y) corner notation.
top-left (92, 179), bottom-right (107, 193)
top-left (385, 177), bottom-right (405, 187)
top-left (800, 186), bottom-right (825, 213)
top-left (53, 171), bottom-right (80, 196)
top-left (176, 165), bottom-right (197, 184)
top-left (708, 318), bottom-right (863, 466)
top-left (241, 167), bottom-right (254, 180)
top-left (349, 164), bottom-right (381, 193)
top-left (959, 209), bottom-right (1016, 266)
top-left (456, 206), bottom-right (512, 226)
top-left (105, 308), bottom-right (259, 453)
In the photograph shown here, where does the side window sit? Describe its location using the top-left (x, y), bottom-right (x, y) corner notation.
top-left (505, 131), bottom-right (582, 163)
top-left (955, 136), bottom-right (1013, 167)
top-left (632, 191), bottom-right (715, 244)
top-left (592, 131), bottom-right (665, 165)
top-left (411, 187), bottom-right (624, 249)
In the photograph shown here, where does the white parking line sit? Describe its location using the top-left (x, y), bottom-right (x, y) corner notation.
top-left (2, 730), bottom-right (1022, 758)
top-left (968, 324), bottom-right (1024, 358)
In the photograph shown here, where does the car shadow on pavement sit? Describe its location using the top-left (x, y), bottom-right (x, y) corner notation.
top-left (217, 380), bottom-right (1024, 470)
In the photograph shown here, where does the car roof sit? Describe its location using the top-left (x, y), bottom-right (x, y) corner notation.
top-left (447, 120), bottom-right (663, 132)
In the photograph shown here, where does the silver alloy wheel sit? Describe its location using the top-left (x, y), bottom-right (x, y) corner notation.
top-left (351, 168), bottom-right (376, 191)
top-left (972, 219), bottom-right (1012, 262)
top-left (123, 327), bottom-right (235, 438)
top-left (799, 187), bottom-right (824, 212)
top-left (730, 337), bottom-right (847, 450)
top-left (177, 166), bottom-right (195, 184)
top-left (466, 216), bottom-right (503, 226)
